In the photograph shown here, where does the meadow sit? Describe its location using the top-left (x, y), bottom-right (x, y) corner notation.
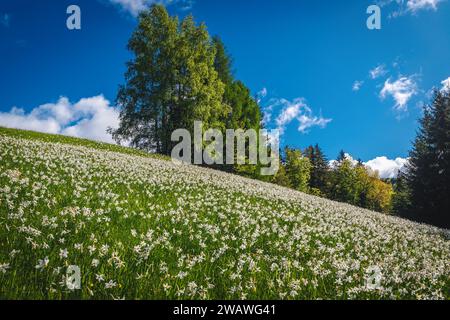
top-left (0, 127), bottom-right (449, 300)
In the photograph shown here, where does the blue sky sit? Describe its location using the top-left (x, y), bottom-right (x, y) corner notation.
top-left (1, 0), bottom-right (449, 177)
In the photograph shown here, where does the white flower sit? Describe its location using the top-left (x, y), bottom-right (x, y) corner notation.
top-left (35, 257), bottom-right (49, 270)
top-left (0, 263), bottom-right (10, 273)
top-left (1, 131), bottom-right (450, 300)
top-left (59, 249), bottom-right (69, 259)
top-left (9, 249), bottom-right (20, 258)
top-left (91, 259), bottom-right (100, 267)
top-left (95, 274), bottom-right (105, 282)
top-left (105, 280), bottom-right (117, 289)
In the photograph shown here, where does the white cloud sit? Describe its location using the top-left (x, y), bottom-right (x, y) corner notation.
top-left (380, 76), bottom-right (418, 112)
top-left (275, 100), bottom-right (301, 130)
top-left (107, 0), bottom-right (193, 16)
top-left (441, 77), bottom-right (450, 92)
top-left (297, 113), bottom-right (332, 133)
top-left (369, 64), bottom-right (388, 79)
top-left (365, 156), bottom-right (409, 179)
top-left (352, 80), bottom-right (364, 91)
top-left (382, 0), bottom-right (445, 17)
top-left (109, 0), bottom-right (148, 16)
top-left (330, 153), bottom-right (408, 178)
top-left (271, 98), bottom-right (332, 135)
top-left (0, 95), bottom-right (120, 143)
top-left (406, 0), bottom-right (442, 12)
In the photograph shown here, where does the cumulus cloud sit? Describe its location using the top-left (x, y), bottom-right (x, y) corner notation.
top-left (365, 156), bottom-right (409, 179)
top-left (369, 64), bottom-right (388, 80)
top-left (269, 98), bottom-right (331, 135)
top-left (107, 0), bottom-right (193, 16)
top-left (352, 80), bottom-right (364, 92)
top-left (441, 77), bottom-right (450, 92)
top-left (0, 95), bottom-right (120, 143)
top-left (259, 90), bottom-right (331, 134)
top-left (330, 153), bottom-right (408, 179)
top-left (380, 75), bottom-right (418, 112)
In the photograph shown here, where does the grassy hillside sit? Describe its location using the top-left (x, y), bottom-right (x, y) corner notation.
top-left (0, 127), bottom-right (449, 299)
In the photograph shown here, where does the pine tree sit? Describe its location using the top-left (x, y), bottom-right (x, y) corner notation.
top-left (304, 144), bottom-right (329, 195)
top-left (337, 150), bottom-right (346, 162)
top-left (313, 144), bottom-right (329, 190)
top-left (391, 171), bottom-right (411, 215)
top-left (212, 36), bottom-right (262, 177)
top-left (212, 36), bottom-right (261, 133)
top-left (404, 90), bottom-right (450, 228)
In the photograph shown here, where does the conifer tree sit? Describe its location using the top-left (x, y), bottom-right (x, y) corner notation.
top-left (404, 90), bottom-right (450, 228)
top-left (392, 171), bottom-right (412, 216)
top-left (212, 36), bottom-right (262, 177)
top-left (304, 144), bottom-right (330, 193)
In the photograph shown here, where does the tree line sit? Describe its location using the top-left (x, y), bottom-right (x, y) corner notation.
top-left (112, 5), bottom-right (449, 228)
top-left (272, 146), bottom-right (394, 213)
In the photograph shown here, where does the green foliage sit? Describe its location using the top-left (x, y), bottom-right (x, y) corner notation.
top-left (212, 36), bottom-right (233, 86)
top-left (328, 157), bottom-right (393, 213)
top-left (403, 90), bottom-right (450, 228)
top-left (110, 5), bottom-right (227, 155)
top-left (391, 172), bottom-right (412, 216)
top-left (110, 6), bottom-right (263, 182)
top-left (285, 147), bottom-right (311, 192)
top-left (329, 158), bottom-right (360, 205)
top-left (224, 81), bottom-right (261, 132)
top-left (271, 157), bottom-right (291, 188)
top-left (270, 145), bottom-right (394, 214)
top-left (360, 168), bottom-right (394, 213)
top-left (211, 36), bottom-right (263, 178)
top-left (304, 144), bottom-right (329, 193)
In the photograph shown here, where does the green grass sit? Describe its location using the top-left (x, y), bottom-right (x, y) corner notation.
top-left (0, 127), bottom-right (449, 300)
top-left (0, 126), bottom-right (169, 160)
